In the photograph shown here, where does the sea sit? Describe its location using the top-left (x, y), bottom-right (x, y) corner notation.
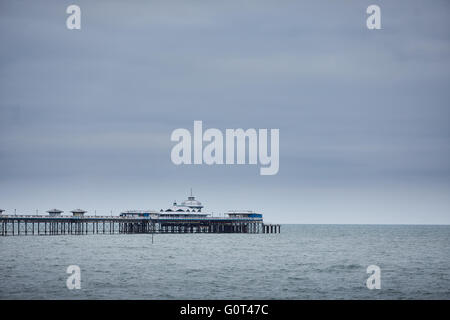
top-left (1, 224), bottom-right (449, 299)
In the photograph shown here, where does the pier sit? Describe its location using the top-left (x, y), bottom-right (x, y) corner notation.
top-left (0, 214), bottom-right (280, 236)
top-left (0, 193), bottom-right (281, 236)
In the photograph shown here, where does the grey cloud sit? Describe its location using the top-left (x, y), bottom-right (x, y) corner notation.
top-left (1, 0), bottom-right (449, 223)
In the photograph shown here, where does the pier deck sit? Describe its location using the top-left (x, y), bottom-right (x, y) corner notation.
top-left (0, 215), bottom-right (280, 236)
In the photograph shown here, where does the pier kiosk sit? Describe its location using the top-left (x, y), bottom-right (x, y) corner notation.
top-left (71, 209), bottom-right (86, 217)
top-left (47, 209), bottom-right (63, 216)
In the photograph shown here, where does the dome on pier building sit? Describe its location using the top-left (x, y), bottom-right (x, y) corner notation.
top-left (71, 209), bottom-right (86, 217)
top-left (47, 208), bottom-right (63, 216)
top-left (161, 190), bottom-right (204, 213)
top-left (179, 189), bottom-right (203, 211)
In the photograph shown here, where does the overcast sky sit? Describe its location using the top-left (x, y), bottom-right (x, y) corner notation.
top-left (1, 0), bottom-right (449, 223)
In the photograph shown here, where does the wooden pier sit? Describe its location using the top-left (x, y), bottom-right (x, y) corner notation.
top-left (0, 215), bottom-right (280, 236)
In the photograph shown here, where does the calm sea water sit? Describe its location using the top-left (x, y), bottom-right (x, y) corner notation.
top-left (1, 225), bottom-right (449, 299)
